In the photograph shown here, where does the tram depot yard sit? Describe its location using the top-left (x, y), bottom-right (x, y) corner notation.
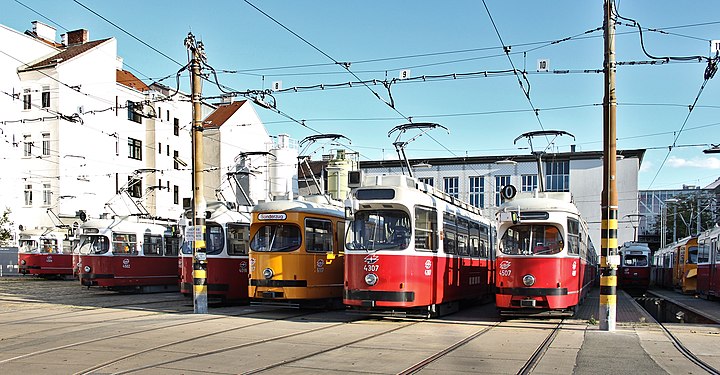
top-left (0, 278), bottom-right (718, 375)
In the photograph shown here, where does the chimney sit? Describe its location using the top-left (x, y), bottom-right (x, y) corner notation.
top-left (31, 21), bottom-right (56, 43)
top-left (66, 29), bottom-right (89, 45)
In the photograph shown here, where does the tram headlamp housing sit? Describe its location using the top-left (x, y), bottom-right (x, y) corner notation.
top-left (84, 265), bottom-right (91, 273)
top-left (20, 259), bottom-right (26, 265)
top-left (262, 268), bottom-right (274, 280)
top-left (522, 274), bottom-right (536, 287)
top-left (364, 273), bottom-right (378, 286)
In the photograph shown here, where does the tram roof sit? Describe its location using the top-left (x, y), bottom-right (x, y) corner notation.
top-left (252, 196), bottom-right (344, 216)
top-left (499, 192), bottom-right (580, 215)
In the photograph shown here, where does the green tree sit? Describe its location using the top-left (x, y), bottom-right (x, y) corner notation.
top-left (0, 207), bottom-right (12, 246)
top-left (662, 192), bottom-right (718, 242)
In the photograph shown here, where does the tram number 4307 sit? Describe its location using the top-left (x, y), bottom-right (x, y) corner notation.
top-left (363, 264), bottom-right (379, 272)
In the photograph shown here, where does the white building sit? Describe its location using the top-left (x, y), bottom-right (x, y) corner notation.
top-left (357, 149), bottom-right (645, 249)
top-left (0, 21), bottom-right (273, 242)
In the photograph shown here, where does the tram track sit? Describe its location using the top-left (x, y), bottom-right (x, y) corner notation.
top-left (516, 320), bottom-right (564, 375)
top-left (0, 306), bottom-right (307, 366)
top-left (657, 321), bottom-right (720, 375)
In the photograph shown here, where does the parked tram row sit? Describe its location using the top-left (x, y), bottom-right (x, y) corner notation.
top-left (652, 227), bottom-right (720, 300)
top-left (17, 171), bottom-right (600, 318)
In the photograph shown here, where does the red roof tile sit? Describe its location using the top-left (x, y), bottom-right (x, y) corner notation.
top-left (203, 101), bottom-right (247, 129)
top-left (116, 70), bottom-right (149, 92)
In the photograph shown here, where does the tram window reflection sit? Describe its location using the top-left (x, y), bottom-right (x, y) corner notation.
top-left (500, 225), bottom-right (563, 255)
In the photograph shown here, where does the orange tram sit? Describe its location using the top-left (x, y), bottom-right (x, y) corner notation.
top-left (495, 189), bottom-right (597, 316)
top-left (343, 174), bottom-right (495, 317)
top-left (248, 196), bottom-right (346, 308)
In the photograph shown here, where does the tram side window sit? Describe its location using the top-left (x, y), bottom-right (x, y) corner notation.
top-left (112, 233), bottom-right (137, 255)
top-left (227, 223), bottom-right (249, 256)
top-left (469, 221), bottom-right (480, 257)
top-left (456, 218), bottom-right (469, 256)
top-left (306, 218), bottom-right (333, 253)
top-left (206, 224), bottom-right (225, 255)
top-left (688, 245), bottom-right (699, 264)
top-left (698, 242), bottom-right (710, 264)
top-left (164, 236), bottom-right (179, 256)
top-left (40, 239), bottom-right (58, 253)
top-left (415, 206), bottom-right (437, 252)
top-left (479, 224), bottom-right (490, 258)
top-left (713, 239), bottom-right (720, 264)
top-left (143, 234), bottom-right (163, 256)
top-left (567, 218), bottom-right (580, 255)
top-left (443, 212), bottom-right (457, 255)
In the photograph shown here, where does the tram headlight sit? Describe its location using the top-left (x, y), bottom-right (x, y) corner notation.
top-left (364, 273), bottom-right (378, 286)
top-left (20, 259), bottom-right (26, 265)
top-left (262, 268), bottom-right (274, 280)
top-left (522, 274), bottom-right (536, 287)
top-left (84, 265), bottom-right (91, 273)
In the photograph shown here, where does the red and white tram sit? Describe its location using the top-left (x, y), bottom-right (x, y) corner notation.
top-left (697, 226), bottom-right (720, 300)
top-left (495, 190), bottom-right (597, 316)
top-left (179, 201), bottom-right (252, 303)
top-left (78, 216), bottom-right (180, 292)
top-left (344, 174), bottom-right (495, 317)
top-left (18, 228), bottom-right (74, 278)
top-left (618, 241), bottom-right (651, 291)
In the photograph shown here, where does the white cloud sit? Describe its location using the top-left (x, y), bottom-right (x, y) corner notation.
top-left (667, 156), bottom-right (720, 169)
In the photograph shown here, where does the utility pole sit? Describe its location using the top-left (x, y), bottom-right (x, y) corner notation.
top-left (599, 0), bottom-right (618, 332)
top-left (186, 33), bottom-right (208, 314)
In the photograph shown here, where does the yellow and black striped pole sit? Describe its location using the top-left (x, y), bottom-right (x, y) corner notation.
top-left (600, 0), bottom-right (617, 331)
top-left (187, 32), bottom-right (208, 314)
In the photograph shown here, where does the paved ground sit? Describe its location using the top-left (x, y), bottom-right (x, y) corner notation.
top-left (0, 277), bottom-right (718, 374)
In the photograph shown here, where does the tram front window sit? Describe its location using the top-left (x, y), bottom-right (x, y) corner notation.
top-left (19, 240), bottom-right (38, 253)
top-left (346, 210), bottom-right (411, 251)
top-left (250, 224), bottom-right (301, 252)
top-left (688, 246), bottom-right (698, 264)
top-left (500, 225), bottom-right (563, 255)
top-left (78, 235), bottom-right (110, 255)
top-left (623, 254), bottom-right (648, 267)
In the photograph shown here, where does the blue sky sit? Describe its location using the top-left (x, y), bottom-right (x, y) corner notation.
top-left (4, 0), bottom-right (720, 190)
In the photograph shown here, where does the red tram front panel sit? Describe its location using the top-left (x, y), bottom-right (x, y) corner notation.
top-left (619, 265), bottom-right (651, 290)
top-left (180, 256), bottom-right (249, 300)
top-left (18, 253), bottom-right (73, 276)
top-left (344, 253), bottom-right (490, 308)
top-left (495, 256), bottom-right (584, 310)
top-left (80, 255), bottom-right (178, 288)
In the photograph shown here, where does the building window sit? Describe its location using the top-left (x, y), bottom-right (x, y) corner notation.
top-left (444, 177), bottom-right (459, 199)
top-left (521, 174), bottom-right (537, 192)
top-left (157, 106), bottom-right (162, 119)
top-left (41, 86), bottom-right (50, 108)
top-left (42, 182), bottom-right (51, 206)
top-left (128, 138), bottom-right (142, 160)
top-left (545, 160), bottom-right (570, 192)
top-left (128, 177), bottom-right (142, 198)
top-left (495, 175), bottom-right (511, 206)
top-left (158, 142), bottom-right (162, 155)
top-left (173, 185), bottom-right (179, 204)
top-left (23, 135), bottom-right (32, 157)
top-left (418, 177), bottom-right (434, 187)
top-left (166, 110), bottom-right (169, 122)
top-left (173, 150), bottom-right (179, 169)
top-left (24, 184), bottom-right (33, 206)
top-left (127, 101), bottom-right (141, 123)
top-left (42, 133), bottom-right (50, 156)
top-left (166, 145), bottom-right (170, 156)
top-left (23, 89), bottom-right (31, 110)
top-left (174, 118), bottom-right (179, 136)
top-left (469, 176), bottom-right (484, 208)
